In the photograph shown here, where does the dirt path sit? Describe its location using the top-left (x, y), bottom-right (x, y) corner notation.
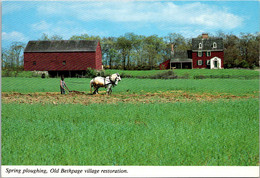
top-left (1, 91), bottom-right (256, 105)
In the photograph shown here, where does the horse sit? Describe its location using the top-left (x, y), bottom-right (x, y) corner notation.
top-left (90, 73), bottom-right (121, 95)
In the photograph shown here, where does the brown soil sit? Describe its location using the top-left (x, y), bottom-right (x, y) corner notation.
top-left (1, 91), bottom-right (256, 105)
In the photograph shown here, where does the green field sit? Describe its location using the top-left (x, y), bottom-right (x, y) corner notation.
top-left (2, 100), bottom-right (259, 165)
top-left (1, 69), bottom-right (259, 165)
top-left (2, 77), bottom-right (259, 96)
top-left (105, 69), bottom-right (259, 79)
top-left (2, 69), bottom-right (259, 79)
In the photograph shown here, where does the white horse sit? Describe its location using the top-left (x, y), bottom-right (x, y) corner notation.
top-left (90, 73), bottom-right (121, 95)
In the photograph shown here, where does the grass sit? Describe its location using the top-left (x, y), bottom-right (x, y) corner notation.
top-left (105, 69), bottom-right (259, 79)
top-left (2, 69), bottom-right (259, 166)
top-left (2, 68), bottom-right (258, 79)
top-left (2, 77), bottom-right (259, 96)
top-left (105, 69), bottom-right (167, 77)
top-left (2, 99), bottom-right (259, 165)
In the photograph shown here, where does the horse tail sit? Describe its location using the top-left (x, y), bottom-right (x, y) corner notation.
top-left (90, 79), bottom-right (93, 94)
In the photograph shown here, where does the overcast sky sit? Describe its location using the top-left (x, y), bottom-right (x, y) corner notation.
top-left (2, 0), bottom-right (260, 47)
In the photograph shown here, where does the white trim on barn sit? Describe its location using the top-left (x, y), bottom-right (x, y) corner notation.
top-left (210, 57), bottom-right (222, 69)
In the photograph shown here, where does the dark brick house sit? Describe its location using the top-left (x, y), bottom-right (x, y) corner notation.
top-left (160, 33), bottom-right (224, 69)
top-left (24, 40), bottom-right (102, 76)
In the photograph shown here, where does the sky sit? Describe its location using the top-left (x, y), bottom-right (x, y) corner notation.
top-left (2, 0), bottom-right (260, 48)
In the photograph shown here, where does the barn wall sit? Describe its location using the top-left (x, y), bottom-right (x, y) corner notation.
top-left (95, 41), bottom-right (103, 70)
top-left (24, 52), bottom-right (97, 71)
top-left (159, 59), bottom-right (170, 70)
top-left (192, 51), bottom-right (224, 69)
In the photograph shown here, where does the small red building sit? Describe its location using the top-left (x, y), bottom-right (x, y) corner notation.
top-left (24, 40), bottom-right (102, 76)
top-left (160, 33), bottom-right (224, 69)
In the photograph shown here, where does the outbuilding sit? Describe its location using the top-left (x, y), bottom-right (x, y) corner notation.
top-left (24, 40), bottom-right (102, 77)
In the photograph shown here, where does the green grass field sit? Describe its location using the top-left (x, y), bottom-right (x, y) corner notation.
top-left (2, 68), bottom-right (259, 79)
top-left (105, 69), bottom-right (259, 79)
top-left (2, 99), bottom-right (259, 165)
top-left (2, 77), bottom-right (259, 96)
top-left (1, 69), bottom-right (259, 166)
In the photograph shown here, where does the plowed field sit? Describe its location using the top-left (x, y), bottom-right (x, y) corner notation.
top-left (2, 91), bottom-right (256, 105)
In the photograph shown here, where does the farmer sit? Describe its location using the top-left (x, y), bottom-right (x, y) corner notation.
top-left (60, 75), bottom-right (70, 94)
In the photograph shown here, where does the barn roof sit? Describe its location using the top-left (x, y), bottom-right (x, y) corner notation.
top-left (24, 40), bottom-right (99, 52)
top-left (192, 38), bottom-right (223, 51)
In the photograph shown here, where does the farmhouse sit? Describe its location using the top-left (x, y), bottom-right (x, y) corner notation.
top-left (160, 33), bottom-right (224, 69)
top-left (24, 40), bottom-right (102, 77)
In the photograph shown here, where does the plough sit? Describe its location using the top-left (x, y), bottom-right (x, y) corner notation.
top-left (69, 90), bottom-right (85, 94)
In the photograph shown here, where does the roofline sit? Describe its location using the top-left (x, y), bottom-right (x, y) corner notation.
top-left (170, 61), bottom-right (192, 63)
top-left (24, 40), bottom-right (100, 53)
top-left (24, 50), bottom-right (96, 53)
top-left (27, 40), bottom-right (99, 42)
top-left (192, 50), bottom-right (224, 52)
top-left (192, 37), bottom-right (223, 40)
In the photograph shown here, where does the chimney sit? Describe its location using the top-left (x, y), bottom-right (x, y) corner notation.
top-left (171, 43), bottom-right (174, 56)
top-left (202, 33), bottom-right (209, 39)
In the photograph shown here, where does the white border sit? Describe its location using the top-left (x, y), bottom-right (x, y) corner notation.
top-left (1, 166), bottom-right (259, 177)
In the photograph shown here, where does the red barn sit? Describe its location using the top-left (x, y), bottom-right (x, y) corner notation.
top-left (24, 40), bottom-right (102, 76)
top-left (160, 33), bottom-right (224, 69)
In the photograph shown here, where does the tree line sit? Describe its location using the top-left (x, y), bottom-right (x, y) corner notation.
top-left (2, 32), bottom-right (259, 71)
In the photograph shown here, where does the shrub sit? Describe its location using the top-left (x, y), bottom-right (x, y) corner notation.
top-left (85, 68), bottom-right (97, 78)
top-left (120, 73), bottom-right (133, 78)
top-left (96, 70), bottom-right (106, 77)
top-left (180, 73), bottom-right (190, 79)
top-left (143, 70), bottom-right (178, 79)
top-left (193, 75), bottom-right (206, 79)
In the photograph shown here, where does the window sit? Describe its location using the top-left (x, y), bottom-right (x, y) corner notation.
top-left (213, 42), bottom-right (217, 48)
top-left (62, 61), bottom-right (66, 65)
top-left (207, 60), bottom-right (210, 65)
top-left (199, 43), bottom-right (202, 49)
top-left (33, 61), bottom-right (36, 65)
top-left (207, 51), bottom-right (211, 57)
top-left (198, 60), bottom-right (203, 66)
top-left (198, 51), bottom-right (202, 57)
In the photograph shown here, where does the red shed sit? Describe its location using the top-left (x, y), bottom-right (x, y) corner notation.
top-left (24, 40), bottom-right (102, 76)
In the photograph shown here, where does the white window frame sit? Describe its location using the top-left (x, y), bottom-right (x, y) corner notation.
top-left (207, 51), bottom-right (211, 57)
top-left (198, 51), bottom-right (202, 57)
top-left (199, 43), bottom-right (202, 49)
top-left (198, 60), bottom-right (203, 66)
top-left (213, 42), bottom-right (217, 48)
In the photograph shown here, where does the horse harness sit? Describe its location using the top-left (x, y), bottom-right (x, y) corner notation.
top-left (103, 75), bottom-right (117, 87)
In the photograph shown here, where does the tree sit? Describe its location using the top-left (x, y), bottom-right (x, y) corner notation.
top-left (223, 34), bottom-right (240, 68)
top-left (239, 33), bottom-right (259, 68)
top-left (125, 33), bottom-right (146, 69)
top-left (39, 33), bottom-right (63, 40)
top-left (2, 42), bottom-right (25, 70)
top-left (143, 35), bottom-right (165, 69)
top-left (70, 34), bottom-right (101, 41)
top-left (223, 32), bottom-right (259, 68)
top-left (101, 37), bottom-right (117, 68)
top-left (165, 33), bottom-right (191, 51)
top-left (116, 36), bottom-right (132, 70)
